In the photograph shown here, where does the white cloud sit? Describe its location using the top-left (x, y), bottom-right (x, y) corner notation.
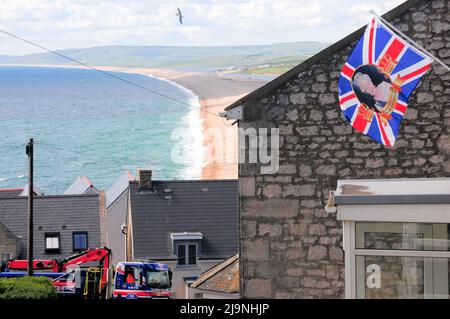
top-left (0, 0), bottom-right (407, 55)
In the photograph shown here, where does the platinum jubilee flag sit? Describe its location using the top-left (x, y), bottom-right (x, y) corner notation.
top-left (338, 18), bottom-right (432, 147)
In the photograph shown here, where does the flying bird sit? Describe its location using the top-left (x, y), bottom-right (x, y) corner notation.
top-left (176, 7), bottom-right (183, 24)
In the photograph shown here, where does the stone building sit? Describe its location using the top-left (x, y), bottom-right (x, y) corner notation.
top-left (223, 0), bottom-right (450, 298)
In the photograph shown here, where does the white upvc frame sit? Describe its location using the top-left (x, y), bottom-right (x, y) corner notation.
top-left (338, 204), bottom-right (450, 223)
top-left (342, 220), bottom-right (450, 299)
top-left (343, 221), bottom-right (356, 298)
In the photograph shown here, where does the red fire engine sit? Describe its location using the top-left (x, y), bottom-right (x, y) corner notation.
top-left (1, 247), bottom-right (112, 298)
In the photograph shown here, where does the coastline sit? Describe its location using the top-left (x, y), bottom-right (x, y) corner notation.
top-left (1, 63), bottom-right (266, 180)
top-left (126, 67), bottom-right (265, 180)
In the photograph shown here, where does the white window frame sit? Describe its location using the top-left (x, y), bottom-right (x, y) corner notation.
top-left (343, 219), bottom-right (450, 299)
top-left (45, 233), bottom-right (60, 252)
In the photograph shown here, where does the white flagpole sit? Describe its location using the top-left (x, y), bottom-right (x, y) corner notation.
top-left (369, 9), bottom-right (450, 72)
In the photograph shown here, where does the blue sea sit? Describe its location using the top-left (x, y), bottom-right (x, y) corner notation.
top-left (0, 66), bottom-right (203, 194)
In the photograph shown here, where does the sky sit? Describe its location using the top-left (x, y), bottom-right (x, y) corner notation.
top-left (0, 0), bottom-right (406, 55)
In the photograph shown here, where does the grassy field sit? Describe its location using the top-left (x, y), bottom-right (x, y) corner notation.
top-left (0, 43), bottom-right (327, 73)
top-left (227, 55), bottom-right (312, 76)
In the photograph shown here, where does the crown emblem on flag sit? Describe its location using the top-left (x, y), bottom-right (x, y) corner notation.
top-left (378, 54), bottom-right (397, 74)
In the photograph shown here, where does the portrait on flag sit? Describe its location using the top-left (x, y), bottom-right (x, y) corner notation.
top-left (338, 18), bottom-right (432, 147)
top-left (352, 64), bottom-right (392, 111)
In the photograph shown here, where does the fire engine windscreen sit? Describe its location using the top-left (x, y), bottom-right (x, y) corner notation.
top-left (146, 269), bottom-right (171, 289)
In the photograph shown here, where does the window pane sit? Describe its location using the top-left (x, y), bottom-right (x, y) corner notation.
top-left (188, 245), bottom-right (197, 265)
top-left (356, 222), bottom-right (449, 251)
top-left (46, 237), bottom-right (53, 249)
top-left (74, 233), bottom-right (87, 250)
top-left (122, 266), bottom-right (142, 289)
top-left (46, 236), bottom-right (59, 249)
top-left (356, 256), bottom-right (450, 299)
top-left (177, 245), bottom-right (186, 265)
top-left (52, 237), bottom-right (59, 249)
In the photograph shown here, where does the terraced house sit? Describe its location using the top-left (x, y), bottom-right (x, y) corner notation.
top-left (105, 170), bottom-right (239, 299)
top-left (0, 182), bottom-right (105, 262)
top-left (223, 0), bottom-right (450, 298)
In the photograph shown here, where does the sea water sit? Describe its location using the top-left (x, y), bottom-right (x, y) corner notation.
top-left (0, 66), bottom-right (203, 194)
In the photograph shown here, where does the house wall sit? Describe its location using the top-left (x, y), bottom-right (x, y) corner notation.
top-left (189, 287), bottom-right (239, 299)
top-left (161, 259), bottom-right (225, 299)
top-left (99, 191), bottom-right (108, 248)
top-left (0, 195), bottom-right (102, 260)
top-left (105, 190), bottom-right (128, 266)
top-left (0, 223), bottom-right (21, 261)
top-left (126, 193), bottom-right (133, 262)
top-left (238, 0), bottom-right (450, 298)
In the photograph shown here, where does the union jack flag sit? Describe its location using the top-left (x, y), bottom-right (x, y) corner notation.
top-left (338, 18), bottom-right (432, 147)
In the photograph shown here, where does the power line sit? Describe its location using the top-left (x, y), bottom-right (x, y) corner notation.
top-left (0, 29), bottom-right (244, 181)
top-left (0, 28), bottom-right (223, 119)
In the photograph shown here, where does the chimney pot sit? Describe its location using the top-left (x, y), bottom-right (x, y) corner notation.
top-left (138, 169), bottom-right (152, 189)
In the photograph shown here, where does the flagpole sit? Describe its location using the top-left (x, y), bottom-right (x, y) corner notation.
top-left (369, 9), bottom-right (450, 72)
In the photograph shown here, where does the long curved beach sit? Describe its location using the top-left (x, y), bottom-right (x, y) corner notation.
top-left (93, 66), bottom-right (266, 180)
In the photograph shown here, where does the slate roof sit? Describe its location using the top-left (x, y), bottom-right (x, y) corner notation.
top-left (106, 172), bottom-right (135, 209)
top-left (225, 0), bottom-right (422, 112)
top-left (129, 180), bottom-right (238, 260)
top-left (191, 254), bottom-right (239, 294)
top-left (0, 194), bottom-right (101, 259)
top-left (0, 184), bottom-right (43, 198)
top-left (64, 176), bottom-right (98, 195)
top-left (0, 220), bottom-right (20, 241)
top-left (0, 189), bottom-right (24, 198)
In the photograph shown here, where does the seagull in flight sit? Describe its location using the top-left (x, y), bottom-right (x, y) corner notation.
top-left (176, 7), bottom-right (183, 24)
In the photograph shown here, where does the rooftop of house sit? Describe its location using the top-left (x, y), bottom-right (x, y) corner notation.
top-left (0, 188), bottom-right (24, 198)
top-left (0, 184), bottom-right (43, 198)
top-left (0, 220), bottom-right (20, 241)
top-left (106, 171), bottom-right (135, 209)
top-left (191, 254), bottom-right (239, 294)
top-left (129, 178), bottom-right (239, 260)
top-left (224, 0), bottom-right (422, 112)
top-left (334, 178), bottom-right (450, 205)
top-left (0, 193), bottom-right (101, 257)
top-left (64, 176), bottom-right (98, 195)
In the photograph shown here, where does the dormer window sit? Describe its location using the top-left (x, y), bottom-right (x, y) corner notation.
top-left (170, 232), bottom-right (203, 266)
top-left (177, 243), bottom-right (197, 265)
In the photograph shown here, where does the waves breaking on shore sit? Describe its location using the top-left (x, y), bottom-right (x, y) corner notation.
top-left (144, 73), bottom-right (206, 180)
top-left (0, 66), bottom-right (206, 193)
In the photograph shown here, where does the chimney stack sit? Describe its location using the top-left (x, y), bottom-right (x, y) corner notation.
top-left (138, 169), bottom-right (152, 189)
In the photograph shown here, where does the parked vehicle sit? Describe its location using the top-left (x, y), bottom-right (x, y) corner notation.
top-left (0, 247), bottom-right (112, 298)
top-left (113, 261), bottom-right (172, 299)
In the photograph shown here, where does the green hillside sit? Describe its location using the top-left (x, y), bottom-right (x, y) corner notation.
top-left (0, 42), bottom-right (328, 73)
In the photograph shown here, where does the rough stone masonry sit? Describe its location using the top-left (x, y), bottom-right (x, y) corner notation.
top-left (237, 0), bottom-right (450, 298)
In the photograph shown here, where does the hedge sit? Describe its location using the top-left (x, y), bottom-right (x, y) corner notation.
top-left (0, 276), bottom-right (57, 299)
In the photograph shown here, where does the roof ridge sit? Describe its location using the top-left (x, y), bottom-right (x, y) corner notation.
top-left (0, 188), bottom-right (24, 192)
top-left (191, 254), bottom-right (238, 288)
top-left (0, 193), bottom-right (99, 200)
top-left (81, 176), bottom-right (93, 187)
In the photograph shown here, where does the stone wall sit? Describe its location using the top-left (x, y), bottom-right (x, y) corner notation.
top-left (238, 0), bottom-right (450, 298)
